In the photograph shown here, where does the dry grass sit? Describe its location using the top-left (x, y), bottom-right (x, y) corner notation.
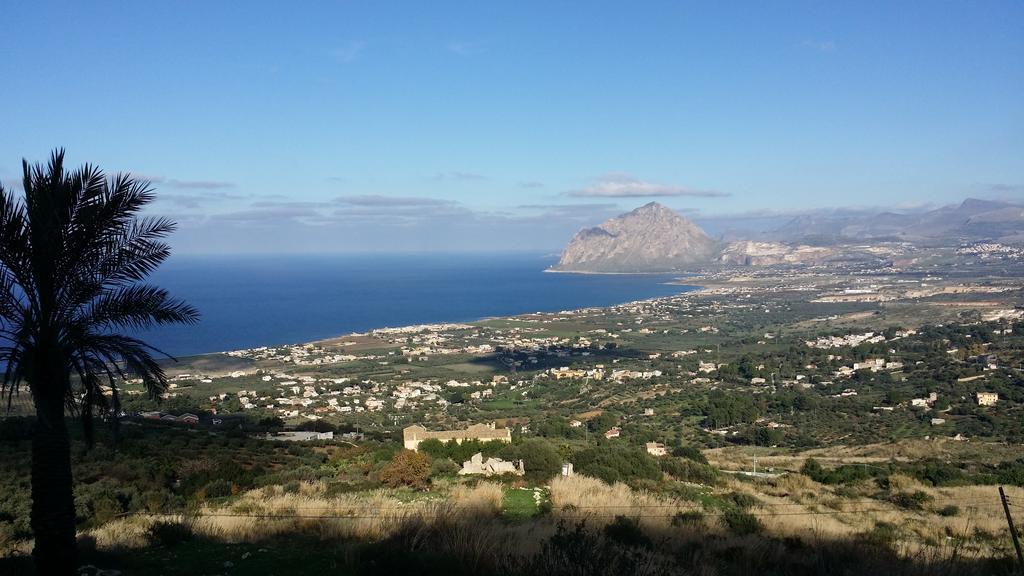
top-left (706, 439), bottom-right (1022, 472)
top-left (549, 475), bottom-right (704, 533)
top-left (450, 481), bottom-right (505, 514)
top-left (698, 441), bottom-right (1024, 559)
top-left (89, 514), bottom-right (166, 549)
top-left (74, 473), bottom-right (1024, 571)
top-left (82, 481), bottom-right (512, 550)
top-left (726, 472), bottom-right (1021, 559)
top-left (546, 469), bottom-right (1024, 561)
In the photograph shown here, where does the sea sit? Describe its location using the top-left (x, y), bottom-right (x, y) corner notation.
top-left (139, 253), bottom-right (697, 357)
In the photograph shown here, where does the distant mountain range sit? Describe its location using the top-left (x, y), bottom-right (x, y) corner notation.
top-left (553, 198), bottom-right (1024, 273)
top-left (767, 198), bottom-right (1024, 245)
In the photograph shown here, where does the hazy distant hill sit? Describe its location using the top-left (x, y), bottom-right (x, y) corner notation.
top-left (551, 202), bottom-right (718, 273)
top-left (717, 241), bottom-right (837, 266)
top-left (770, 198), bottom-right (1024, 244)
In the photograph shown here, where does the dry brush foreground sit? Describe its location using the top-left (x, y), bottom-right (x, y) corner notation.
top-left (4, 475), bottom-right (1015, 575)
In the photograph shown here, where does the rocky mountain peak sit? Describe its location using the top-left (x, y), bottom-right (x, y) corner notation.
top-left (550, 203), bottom-right (718, 273)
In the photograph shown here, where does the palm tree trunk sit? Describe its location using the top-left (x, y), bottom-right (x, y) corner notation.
top-left (31, 394), bottom-right (78, 575)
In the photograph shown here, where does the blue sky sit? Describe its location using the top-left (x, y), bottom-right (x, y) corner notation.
top-left (1, 1), bottom-right (1021, 253)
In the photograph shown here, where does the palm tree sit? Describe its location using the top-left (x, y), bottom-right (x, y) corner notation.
top-left (0, 150), bottom-right (199, 574)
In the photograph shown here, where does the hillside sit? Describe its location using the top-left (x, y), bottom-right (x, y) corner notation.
top-left (717, 241), bottom-right (836, 266)
top-left (4, 250), bottom-right (1024, 575)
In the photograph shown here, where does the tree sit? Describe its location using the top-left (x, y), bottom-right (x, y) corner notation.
top-left (0, 150), bottom-right (198, 574)
top-left (572, 445), bottom-right (662, 483)
top-left (671, 445), bottom-right (708, 464)
top-left (704, 392), bottom-right (760, 428)
top-left (500, 438), bottom-right (562, 480)
top-left (379, 449), bottom-right (432, 489)
top-left (800, 458), bottom-right (824, 482)
top-left (587, 412), bottom-right (618, 433)
top-left (744, 426), bottom-right (784, 447)
top-left (297, 419), bottom-right (337, 433)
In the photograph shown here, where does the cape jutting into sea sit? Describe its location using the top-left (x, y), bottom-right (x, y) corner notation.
top-left (138, 252), bottom-right (697, 357)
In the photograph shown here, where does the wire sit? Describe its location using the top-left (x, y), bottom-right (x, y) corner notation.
top-left (124, 508), bottom-right (1001, 520)
top-left (143, 497), bottom-right (1007, 511)
top-left (122, 500), bottom-right (1010, 520)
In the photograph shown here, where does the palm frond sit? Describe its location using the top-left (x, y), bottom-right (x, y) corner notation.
top-left (0, 149), bottom-right (199, 433)
top-left (78, 284), bottom-right (198, 332)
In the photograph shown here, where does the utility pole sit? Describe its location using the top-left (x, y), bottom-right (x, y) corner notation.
top-left (1000, 486), bottom-right (1024, 570)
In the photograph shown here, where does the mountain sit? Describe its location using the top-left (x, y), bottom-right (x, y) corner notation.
top-left (769, 199), bottom-right (1024, 244)
top-left (551, 202), bottom-right (718, 273)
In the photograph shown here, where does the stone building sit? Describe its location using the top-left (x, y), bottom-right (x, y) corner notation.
top-left (403, 422), bottom-right (512, 451)
top-left (976, 391), bottom-right (999, 406)
top-left (458, 453), bottom-right (524, 476)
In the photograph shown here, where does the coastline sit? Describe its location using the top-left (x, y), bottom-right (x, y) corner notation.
top-left (171, 281), bottom-right (706, 363)
top-left (146, 253), bottom-right (712, 358)
top-left (544, 267), bottom-right (699, 276)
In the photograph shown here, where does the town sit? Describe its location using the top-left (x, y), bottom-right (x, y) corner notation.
top-left (3, 244), bottom-right (1023, 575)
top-left (115, 244), bottom-right (1022, 456)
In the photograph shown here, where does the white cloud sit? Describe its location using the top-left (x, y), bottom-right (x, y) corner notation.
top-left (336, 195), bottom-right (458, 207)
top-left (446, 41), bottom-right (486, 56)
top-left (801, 39), bottom-right (836, 53)
top-left (134, 173), bottom-right (236, 190)
top-left (331, 41), bottom-right (366, 63)
top-left (568, 173), bottom-right (728, 198)
top-left (433, 171), bottom-right (486, 182)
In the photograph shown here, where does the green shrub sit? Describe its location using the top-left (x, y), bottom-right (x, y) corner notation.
top-left (141, 490), bottom-right (172, 514)
top-left (671, 510), bottom-right (704, 528)
top-left (202, 479), bottom-right (233, 499)
top-left (861, 521), bottom-right (899, 549)
top-left (572, 446), bottom-right (662, 483)
top-left (671, 446), bottom-right (708, 464)
top-left (704, 392), bottom-right (761, 428)
top-left (889, 490), bottom-right (933, 510)
top-left (725, 492), bottom-right (759, 510)
top-left (743, 426), bottom-right (785, 447)
top-left (801, 458), bottom-right (876, 485)
top-left (500, 438), bottom-right (563, 481)
top-left (417, 438), bottom-right (507, 462)
top-left (916, 460), bottom-right (965, 486)
top-left (801, 458), bottom-right (824, 480)
top-left (723, 509), bottom-right (763, 536)
top-left (938, 504), bottom-right (959, 517)
top-left (525, 521), bottom-right (671, 575)
top-left (430, 457), bottom-right (461, 478)
top-left (146, 518), bottom-right (195, 547)
top-left (91, 496), bottom-right (122, 525)
top-left (324, 480), bottom-right (379, 497)
top-left (586, 465), bottom-right (620, 484)
top-left (995, 459), bottom-right (1024, 486)
top-left (660, 457), bottom-right (719, 485)
top-left (603, 516), bottom-right (651, 548)
top-left (74, 478), bottom-right (138, 527)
